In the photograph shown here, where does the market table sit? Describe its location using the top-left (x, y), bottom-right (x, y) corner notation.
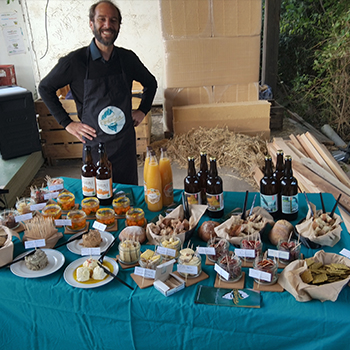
top-left (1, 177), bottom-right (350, 350)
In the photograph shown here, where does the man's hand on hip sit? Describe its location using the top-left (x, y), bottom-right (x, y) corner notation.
top-left (132, 110), bottom-right (146, 127)
top-left (66, 121), bottom-right (97, 143)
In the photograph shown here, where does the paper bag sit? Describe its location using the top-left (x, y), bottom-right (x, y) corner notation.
top-left (279, 250), bottom-right (350, 302)
top-left (0, 225), bottom-right (21, 267)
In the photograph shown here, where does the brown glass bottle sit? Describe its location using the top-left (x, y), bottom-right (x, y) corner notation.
top-left (197, 151), bottom-right (208, 204)
top-left (280, 155), bottom-right (299, 221)
top-left (206, 157), bottom-right (224, 218)
top-left (184, 156), bottom-right (201, 205)
top-left (260, 155), bottom-right (279, 219)
top-left (81, 145), bottom-right (96, 197)
top-left (97, 142), bottom-right (113, 179)
top-left (273, 149), bottom-right (284, 217)
top-left (96, 142), bottom-right (113, 206)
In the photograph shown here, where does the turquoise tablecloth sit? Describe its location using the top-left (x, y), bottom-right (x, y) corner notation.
top-left (1, 177), bottom-right (350, 350)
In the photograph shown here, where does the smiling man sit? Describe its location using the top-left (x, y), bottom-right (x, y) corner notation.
top-left (39, 0), bottom-right (157, 185)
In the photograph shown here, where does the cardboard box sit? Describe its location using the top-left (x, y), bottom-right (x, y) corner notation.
top-left (153, 259), bottom-right (186, 296)
top-left (159, 0), bottom-right (262, 39)
top-left (164, 36), bottom-right (260, 88)
top-left (172, 100), bottom-right (271, 139)
top-left (163, 83), bottom-right (259, 132)
top-left (0, 65), bottom-right (16, 86)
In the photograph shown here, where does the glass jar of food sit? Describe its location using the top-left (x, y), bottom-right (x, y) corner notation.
top-left (118, 240), bottom-right (141, 264)
top-left (47, 177), bottom-right (64, 192)
top-left (81, 197), bottom-right (100, 217)
top-left (139, 249), bottom-right (163, 271)
top-left (57, 191), bottom-right (75, 211)
top-left (276, 239), bottom-right (301, 264)
top-left (252, 257), bottom-right (278, 285)
top-left (15, 197), bottom-right (35, 215)
top-left (0, 209), bottom-right (19, 229)
top-left (30, 186), bottom-right (49, 204)
top-left (42, 203), bottom-right (62, 220)
top-left (126, 208), bottom-right (146, 227)
top-left (67, 210), bottom-right (87, 231)
top-left (113, 196), bottom-right (130, 217)
top-left (96, 208), bottom-right (115, 228)
top-left (178, 248), bottom-right (202, 278)
top-left (207, 237), bottom-right (229, 263)
top-left (160, 236), bottom-right (181, 259)
top-left (240, 238), bottom-right (263, 261)
top-left (217, 253), bottom-right (242, 282)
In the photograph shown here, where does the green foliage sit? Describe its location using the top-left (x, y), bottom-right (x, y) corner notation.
top-left (277, 0), bottom-right (350, 140)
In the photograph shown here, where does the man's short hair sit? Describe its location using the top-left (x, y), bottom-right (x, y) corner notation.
top-left (89, 0), bottom-right (122, 24)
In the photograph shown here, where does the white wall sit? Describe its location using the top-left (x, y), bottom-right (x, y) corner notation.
top-left (0, 0), bottom-right (164, 104)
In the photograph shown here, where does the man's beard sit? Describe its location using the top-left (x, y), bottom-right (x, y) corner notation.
top-left (92, 23), bottom-right (118, 46)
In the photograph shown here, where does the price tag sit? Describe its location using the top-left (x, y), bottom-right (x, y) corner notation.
top-left (340, 248), bottom-right (350, 259)
top-left (196, 247), bottom-right (216, 255)
top-left (81, 247), bottom-right (101, 256)
top-left (15, 213), bottom-right (33, 222)
top-left (156, 246), bottom-right (176, 257)
top-left (48, 184), bottom-right (64, 192)
top-left (268, 249), bottom-right (289, 260)
top-left (177, 264), bottom-right (198, 275)
top-left (235, 248), bottom-right (255, 258)
top-left (54, 219), bottom-right (72, 226)
top-left (24, 239), bottom-right (46, 249)
top-left (44, 192), bottom-right (59, 200)
top-left (30, 203), bottom-right (46, 211)
top-left (249, 268), bottom-right (272, 282)
top-left (93, 221), bottom-right (107, 232)
top-left (134, 266), bottom-right (156, 279)
top-left (214, 263), bottom-right (230, 281)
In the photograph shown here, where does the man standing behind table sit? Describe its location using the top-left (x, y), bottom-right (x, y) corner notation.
top-left (39, 0), bottom-right (157, 185)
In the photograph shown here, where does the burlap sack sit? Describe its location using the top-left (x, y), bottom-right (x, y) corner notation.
top-left (146, 204), bottom-right (207, 245)
top-left (295, 203), bottom-right (342, 247)
top-left (0, 225), bottom-right (21, 267)
top-left (279, 250), bottom-right (350, 302)
top-left (214, 207), bottom-right (274, 246)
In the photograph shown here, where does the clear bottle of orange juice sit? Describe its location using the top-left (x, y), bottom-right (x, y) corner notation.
top-left (143, 146), bottom-right (152, 204)
top-left (159, 147), bottom-right (173, 206)
top-left (146, 150), bottom-right (163, 212)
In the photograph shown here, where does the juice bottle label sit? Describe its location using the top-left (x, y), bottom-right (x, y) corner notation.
top-left (281, 194), bottom-right (298, 214)
top-left (163, 182), bottom-right (173, 198)
top-left (81, 176), bottom-right (96, 196)
top-left (147, 188), bottom-right (161, 205)
top-left (260, 193), bottom-right (278, 213)
top-left (96, 178), bottom-right (112, 199)
top-left (184, 191), bottom-right (201, 205)
top-left (207, 192), bottom-right (224, 211)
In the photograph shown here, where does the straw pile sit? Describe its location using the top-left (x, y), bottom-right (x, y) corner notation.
top-left (151, 127), bottom-right (268, 183)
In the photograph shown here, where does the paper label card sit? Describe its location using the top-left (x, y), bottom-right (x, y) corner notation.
top-left (156, 246), bottom-right (176, 257)
top-left (30, 203), bottom-right (46, 211)
top-left (25, 239), bottom-right (46, 249)
top-left (177, 264), bottom-right (198, 275)
top-left (93, 221), bottom-right (107, 231)
top-left (340, 249), bottom-right (350, 259)
top-left (54, 219), bottom-right (72, 226)
top-left (214, 263), bottom-right (230, 281)
top-left (81, 247), bottom-right (101, 256)
top-left (235, 248), bottom-right (255, 258)
top-left (249, 268), bottom-right (272, 282)
top-left (268, 249), bottom-right (289, 260)
top-left (134, 266), bottom-right (156, 279)
top-left (44, 192), bottom-right (59, 200)
top-left (48, 184), bottom-right (64, 192)
top-left (15, 213), bottom-right (32, 222)
top-left (197, 247), bottom-right (216, 255)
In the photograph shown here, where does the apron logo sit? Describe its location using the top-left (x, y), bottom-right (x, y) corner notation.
top-left (98, 106), bottom-right (126, 135)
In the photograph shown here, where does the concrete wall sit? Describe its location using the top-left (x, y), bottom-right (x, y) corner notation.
top-left (0, 0), bottom-right (164, 104)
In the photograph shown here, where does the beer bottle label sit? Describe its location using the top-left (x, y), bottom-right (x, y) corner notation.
top-left (81, 176), bottom-right (96, 196)
top-left (281, 194), bottom-right (299, 214)
top-left (260, 193), bottom-right (278, 213)
top-left (184, 191), bottom-right (201, 205)
top-left (96, 178), bottom-right (112, 199)
top-left (207, 192), bottom-right (224, 211)
top-left (163, 182), bottom-right (173, 198)
top-left (147, 188), bottom-right (161, 205)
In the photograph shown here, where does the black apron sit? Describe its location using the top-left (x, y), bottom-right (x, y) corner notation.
top-left (81, 49), bottom-right (138, 185)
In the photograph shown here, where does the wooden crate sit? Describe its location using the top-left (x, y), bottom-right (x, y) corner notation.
top-left (35, 97), bottom-right (151, 163)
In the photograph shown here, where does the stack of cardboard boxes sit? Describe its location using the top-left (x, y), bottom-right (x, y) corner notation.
top-left (160, 0), bottom-right (270, 139)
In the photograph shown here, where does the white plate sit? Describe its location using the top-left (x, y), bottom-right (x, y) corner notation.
top-left (67, 231), bottom-right (114, 255)
top-left (63, 256), bottom-right (119, 289)
top-left (10, 249), bottom-right (65, 278)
